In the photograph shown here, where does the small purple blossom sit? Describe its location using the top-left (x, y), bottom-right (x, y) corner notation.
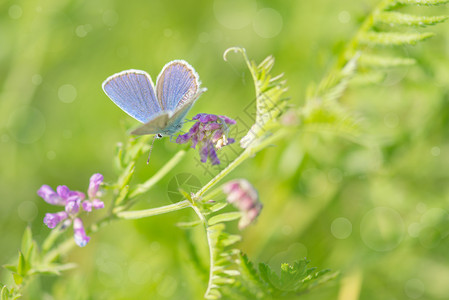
top-left (44, 211), bottom-right (68, 229)
top-left (176, 113), bottom-right (236, 165)
top-left (37, 173), bottom-right (105, 247)
top-left (73, 218), bottom-right (90, 247)
top-left (223, 179), bottom-right (262, 230)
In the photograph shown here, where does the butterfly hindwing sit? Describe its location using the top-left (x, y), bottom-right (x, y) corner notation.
top-left (156, 60), bottom-right (201, 111)
top-left (130, 112), bottom-right (171, 135)
top-left (102, 70), bottom-right (161, 123)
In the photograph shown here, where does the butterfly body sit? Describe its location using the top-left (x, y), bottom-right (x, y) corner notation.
top-left (102, 60), bottom-right (205, 136)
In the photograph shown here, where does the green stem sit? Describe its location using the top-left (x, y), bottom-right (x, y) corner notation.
top-left (116, 200), bottom-right (191, 219)
top-left (196, 128), bottom-right (291, 198)
top-left (129, 150), bottom-right (186, 198)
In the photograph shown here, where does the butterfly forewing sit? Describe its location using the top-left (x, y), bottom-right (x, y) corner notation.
top-left (156, 60), bottom-right (200, 111)
top-left (102, 70), bottom-right (161, 123)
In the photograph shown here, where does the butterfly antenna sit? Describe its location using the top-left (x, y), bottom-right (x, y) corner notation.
top-left (147, 134), bottom-right (161, 165)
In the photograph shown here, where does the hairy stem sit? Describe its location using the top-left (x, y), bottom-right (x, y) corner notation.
top-left (116, 200), bottom-right (191, 219)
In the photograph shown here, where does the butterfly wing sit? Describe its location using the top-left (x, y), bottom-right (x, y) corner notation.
top-left (155, 60), bottom-right (205, 111)
top-left (130, 112), bottom-right (171, 135)
top-left (102, 70), bottom-right (161, 123)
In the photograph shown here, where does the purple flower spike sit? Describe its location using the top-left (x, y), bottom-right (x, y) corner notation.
top-left (176, 113), bottom-right (236, 165)
top-left (223, 179), bottom-right (262, 230)
top-left (37, 185), bottom-right (65, 206)
top-left (88, 173), bottom-right (103, 199)
top-left (38, 173), bottom-right (105, 247)
top-left (44, 211), bottom-right (68, 229)
top-left (73, 218), bottom-right (90, 247)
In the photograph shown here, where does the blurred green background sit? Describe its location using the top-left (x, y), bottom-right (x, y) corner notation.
top-left (1, 0), bottom-right (449, 299)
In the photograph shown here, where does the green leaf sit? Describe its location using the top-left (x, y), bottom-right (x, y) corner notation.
top-left (393, 0), bottom-right (449, 6)
top-left (208, 212), bottom-right (242, 226)
top-left (237, 253), bottom-right (267, 297)
top-left (21, 227), bottom-right (32, 257)
top-left (117, 161), bottom-right (135, 190)
top-left (376, 12), bottom-right (449, 27)
top-left (359, 54), bottom-right (415, 68)
top-left (17, 251), bottom-right (27, 276)
top-left (258, 258), bottom-right (338, 295)
top-left (207, 202), bottom-right (228, 213)
top-left (30, 262), bottom-right (77, 276)
top-left (3, 265), bottom-right (17, 273)
top-left (176, 220), bottom-right (202, 229)
top-left (12, 274), bottom-right (22, 286)
top-left (359, 31), bottom-right (435, 46)
top-left (1, 286), bottom-right (9, 300)
top-left (114, 184), bottom-right (129, 206)
top-left (220, 234), bottom-right (242, 247)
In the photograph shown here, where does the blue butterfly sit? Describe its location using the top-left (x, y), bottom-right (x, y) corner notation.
top-left (102, 60), bottom-right (206, 138)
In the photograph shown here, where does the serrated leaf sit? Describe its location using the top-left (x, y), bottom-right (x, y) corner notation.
top-left (360, 31), bottom-right (434, 46)
top-left (394, 0), bottom-right (449, 6)
top-left (359, 54), bottom-right (416, 68)
top-left (376, 12), bottom-right (448, 27)
top-left (208, 212), bottom-right (242, 226)
top-left (1, 286), bottom-right (8, 300)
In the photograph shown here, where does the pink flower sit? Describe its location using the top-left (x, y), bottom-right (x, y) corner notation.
top-left (223, 179), bottom-right (262, 230)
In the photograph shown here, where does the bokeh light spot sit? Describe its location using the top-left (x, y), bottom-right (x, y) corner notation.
top-left (9, 5), bottom-right (23, 19)
top-left (431, 146), bottom-right (440, 156)
top-left (32, 74), bottom-right (43, 85)
top-left (331, 217), bottom-right (352, 239)
top-left (76, 24), bottom-right (92, 37)
top-left (128, 260), bottom-right (151, 285)
top-left (338, 11), bottom-right (351, 24)
top-left (58, 84), bottom-right (77, 103)
top-left (18, 201), bottom-right (38, 222)
top-left (360, 207), bottom-right (405, 251)
top-left (328, 168), bottom-right (343, 183)
top-left (404, 278), bottom-right (425, 299)
top-left (47, 150), bottom-right (56, 160)
top-left (253, 8), bottom-right (283, 38)
top-left (408, 222), bottom-right (421, 238)
top-left (103, 10), bottom-right (119, 27)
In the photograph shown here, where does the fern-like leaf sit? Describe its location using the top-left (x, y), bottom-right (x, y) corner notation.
top-left (392, 0), bottom-right (449, 6)
top-left (224, 47), bottom-right (289, 149)
top-left (376, 12), bottom-right (448, 27)
top-left (359, 31), bottom-right (435, 46)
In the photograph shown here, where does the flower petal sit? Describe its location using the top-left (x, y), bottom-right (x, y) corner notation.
top-left (37, 185), bottom-right (65, 206)
top-left (43, 211), bottom-right (68, 229)
top-left (73, 218), bottom-right (90, 247)
top-left (88, 173), bottom-right (103, 199)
